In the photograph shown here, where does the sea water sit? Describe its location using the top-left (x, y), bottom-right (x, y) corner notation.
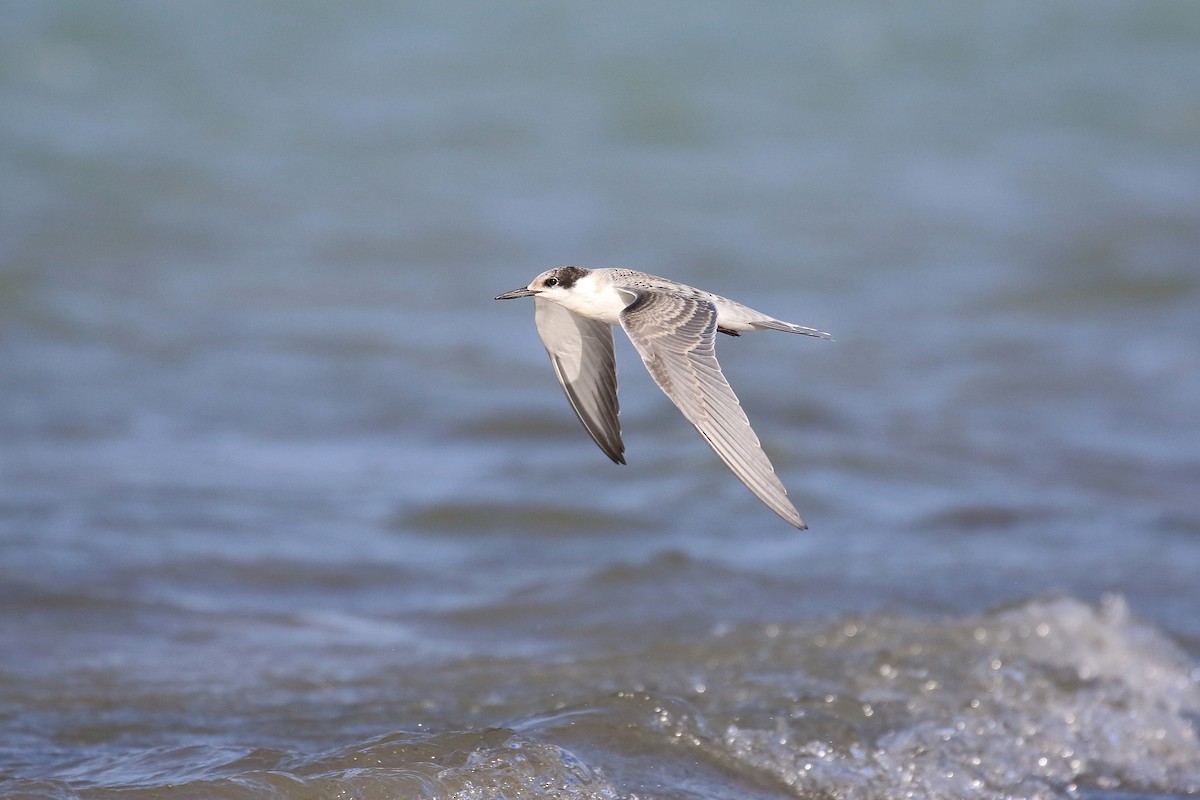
top-left (2, 2), bottom-right (1199, 798)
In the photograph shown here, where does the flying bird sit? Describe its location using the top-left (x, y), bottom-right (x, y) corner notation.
top-left (495, 266), bottom-right (830, 529)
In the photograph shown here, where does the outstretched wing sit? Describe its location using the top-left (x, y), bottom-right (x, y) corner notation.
top-left (534, 297), bottom-right (625, 464)
top-left (619, 290), bottom-right (805, 528)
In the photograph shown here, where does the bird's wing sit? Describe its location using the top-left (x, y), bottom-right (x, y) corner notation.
top-left (618, 290), bottom-right (806, 529)
top-left (534, 297), bottom-right (625, 464)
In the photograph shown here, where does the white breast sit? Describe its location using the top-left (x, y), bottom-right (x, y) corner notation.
top-left (557, 272), bottom-right (632, 325)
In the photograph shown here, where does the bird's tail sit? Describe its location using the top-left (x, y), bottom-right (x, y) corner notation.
top-left (749, 319), bottom-right (833, 339)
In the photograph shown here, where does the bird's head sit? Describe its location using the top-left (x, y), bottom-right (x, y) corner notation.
top-left (495, 266), bottom-right (590, 301)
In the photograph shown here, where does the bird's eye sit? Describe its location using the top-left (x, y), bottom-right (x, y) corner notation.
top-left (545, 277), bottom-right (559, 287)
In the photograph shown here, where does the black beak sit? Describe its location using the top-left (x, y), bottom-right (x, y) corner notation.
top-left (495, 287), bottom-right (536, 300)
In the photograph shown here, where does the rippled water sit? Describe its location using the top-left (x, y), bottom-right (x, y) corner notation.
top-left (3, 2), bottom-right (1200, 799)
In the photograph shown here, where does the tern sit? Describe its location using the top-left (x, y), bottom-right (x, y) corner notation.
top-left (495, 266), bottom-right (830, 529)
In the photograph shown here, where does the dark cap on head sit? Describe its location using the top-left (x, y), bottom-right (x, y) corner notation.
top-left (547, 265), bottom-right (588, 290)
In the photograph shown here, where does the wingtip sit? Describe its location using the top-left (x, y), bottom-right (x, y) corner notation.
top-left (781, 505), bottom-right (808, 529)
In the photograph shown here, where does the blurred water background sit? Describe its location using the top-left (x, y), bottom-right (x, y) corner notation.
top-left (2, 2), bottom-right (1200, 798)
